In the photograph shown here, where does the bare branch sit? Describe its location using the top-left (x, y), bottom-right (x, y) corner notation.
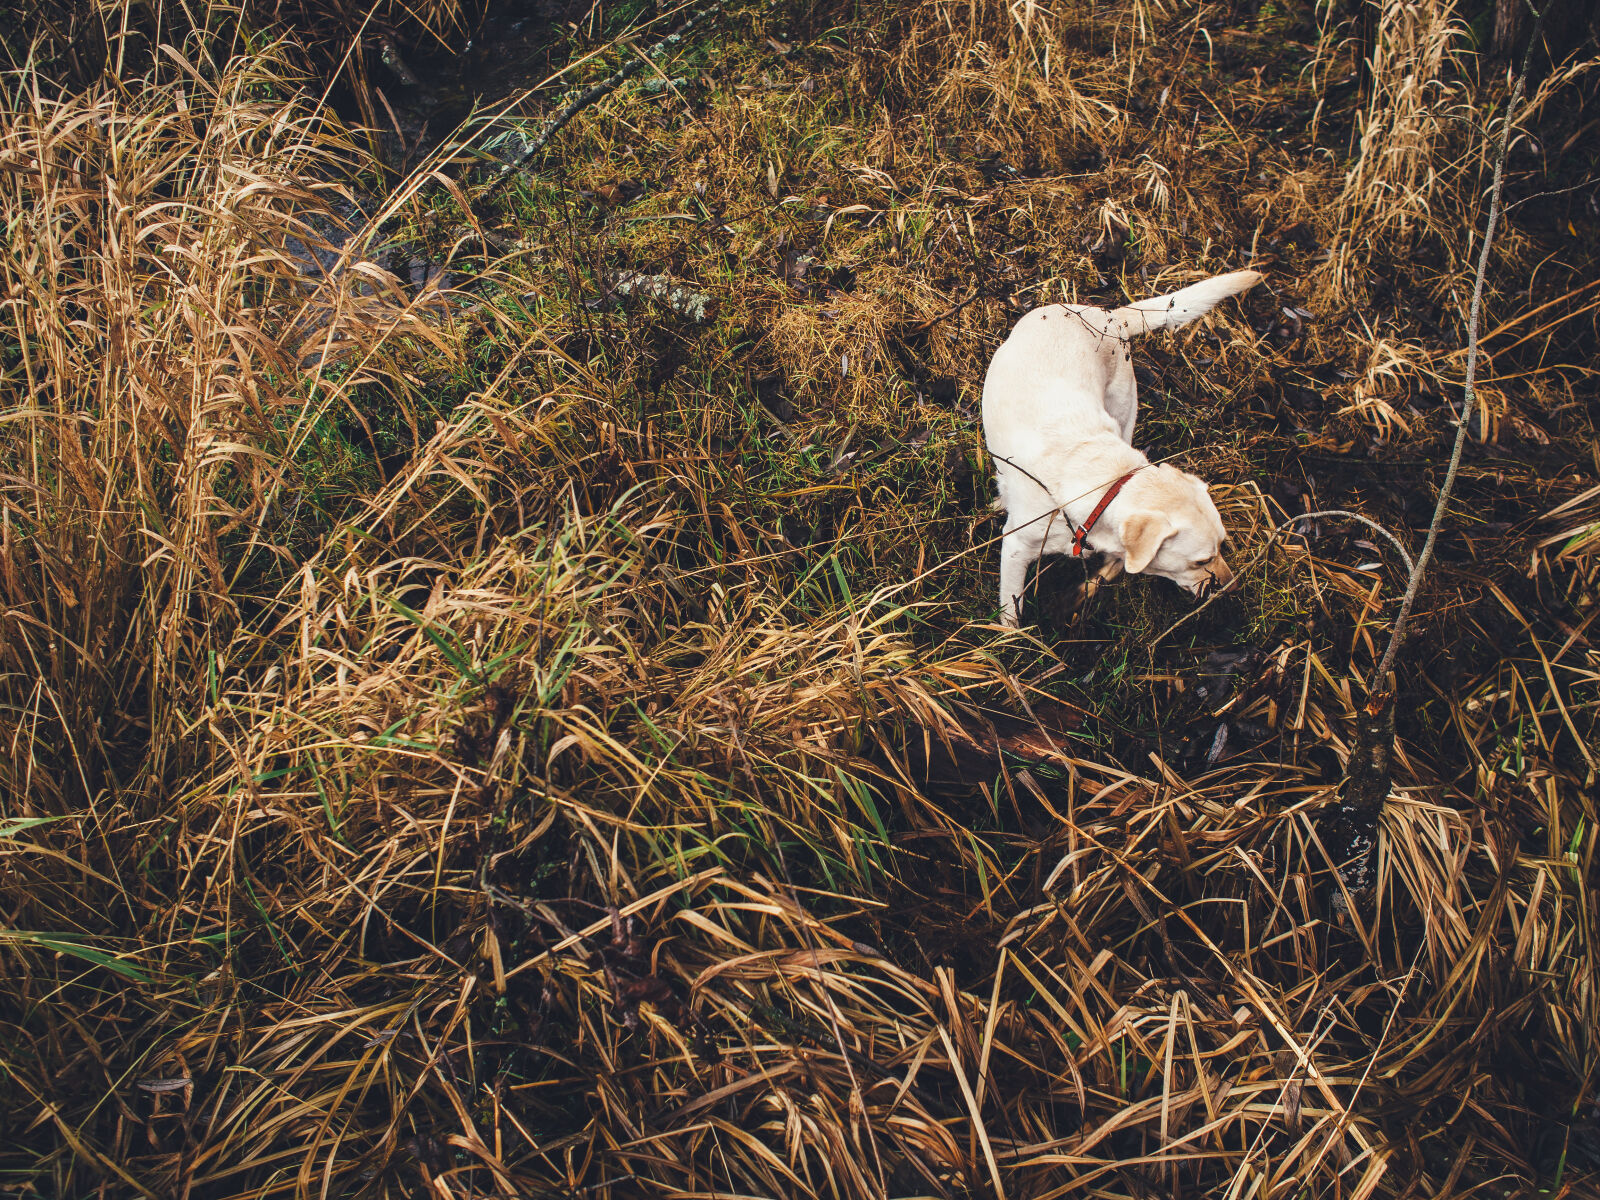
top-left (1368, 1), bottom-right (1546, 692)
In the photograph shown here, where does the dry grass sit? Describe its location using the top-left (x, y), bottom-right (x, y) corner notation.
top-left (2, 0), bottom-right (1599, 1197)
top-left (1314, 0), bottom-right (1475, 306)
top-left (0, 34), bottom-right (445, 814)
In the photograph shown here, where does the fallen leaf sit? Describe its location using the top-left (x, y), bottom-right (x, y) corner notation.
top-left (137, 1077), bottom-right (192, 1093)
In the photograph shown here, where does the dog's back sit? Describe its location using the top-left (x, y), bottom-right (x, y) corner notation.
top-left (984, 269), bottom-right (1263, 467)
top-left (984, 306), bottom-right (1132, 459)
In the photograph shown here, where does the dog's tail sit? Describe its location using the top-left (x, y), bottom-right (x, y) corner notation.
top-left (1113, 270), bottom-right (1263, 335)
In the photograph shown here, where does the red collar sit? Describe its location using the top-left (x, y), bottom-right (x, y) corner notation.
top-left (1072, 471), bottom-right (1138, 556)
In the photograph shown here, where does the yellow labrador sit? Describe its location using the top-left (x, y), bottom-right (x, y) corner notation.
top-left (983, 270), bottom-right (1261, 626)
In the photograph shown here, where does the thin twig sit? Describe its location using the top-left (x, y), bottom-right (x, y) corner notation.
top-left (1502, 177), bottom-right (1598, 214)
top-left (1368, 1), bottom-right (1545, 693)
top-left (1296, 939), bottom-right (1429, 1182)
top-left (914, 278), bottom-right (1050, 331)
top-left (1292, 508), bottom-right (1416, 575)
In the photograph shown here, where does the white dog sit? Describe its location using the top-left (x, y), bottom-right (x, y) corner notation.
top-left (983, 270), bottom-right (1262, 626)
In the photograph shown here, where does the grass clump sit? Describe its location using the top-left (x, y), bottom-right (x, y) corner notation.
top-left (0, 33), bottom-right (443, 813)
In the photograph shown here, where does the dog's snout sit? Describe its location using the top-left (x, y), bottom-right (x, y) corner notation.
top-left (1189, 557), bottom-right (1237, 598)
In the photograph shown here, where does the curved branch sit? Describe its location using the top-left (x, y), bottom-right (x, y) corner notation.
top-left (1148, 508), bottom-right (1413, 651)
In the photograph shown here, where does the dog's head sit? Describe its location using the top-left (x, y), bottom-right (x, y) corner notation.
top-left (1116, 466), bottom-right (1235, 596)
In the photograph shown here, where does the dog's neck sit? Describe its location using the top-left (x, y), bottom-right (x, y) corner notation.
top-left (1050, 435), bottom-right (1150, 555)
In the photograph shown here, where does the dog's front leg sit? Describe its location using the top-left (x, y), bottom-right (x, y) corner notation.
top-left (998, 530), bottom-right (1035, 627)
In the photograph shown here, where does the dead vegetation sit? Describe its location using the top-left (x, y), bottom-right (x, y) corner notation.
top-left (2, 0), bottom-right (1599, 1197)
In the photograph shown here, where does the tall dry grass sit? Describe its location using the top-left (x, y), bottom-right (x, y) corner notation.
top-left (0, 36), bottom-right (441, 816)
top-left (1316, 0), bottom-right (1597, 316)
top-left (1314, 0), bottom-right (1475, 305)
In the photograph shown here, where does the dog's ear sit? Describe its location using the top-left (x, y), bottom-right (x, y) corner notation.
top-left (1121, 510), bottom-right (1174, 574)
